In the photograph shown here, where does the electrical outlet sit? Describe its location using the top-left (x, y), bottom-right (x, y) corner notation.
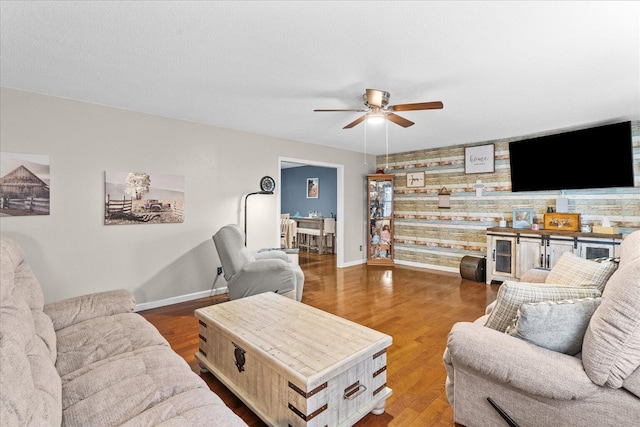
top-left (217, 267), bottom-right (223, 275)
top-left (359, 245), bottom-right (363, 251)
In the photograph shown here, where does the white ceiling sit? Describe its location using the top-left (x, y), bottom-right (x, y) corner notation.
top-left (1, 1), bottom-right (639, 155)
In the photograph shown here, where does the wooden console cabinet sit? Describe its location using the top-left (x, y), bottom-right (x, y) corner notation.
top-left (486, 227), bottom-right (623, 284)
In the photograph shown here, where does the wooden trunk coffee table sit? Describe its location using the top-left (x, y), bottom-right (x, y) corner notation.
top-left (195, 292), bottom-right (392, 427)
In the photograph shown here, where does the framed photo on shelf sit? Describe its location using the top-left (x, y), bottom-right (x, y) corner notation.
top-left (513, 208), bottom-right (535, 229)
top-left (306, 177), bottom-right (319, 199)
top-left (406, 171), bottom-right (425, 188)
top-left (544, 213), bottom-right (581, 231)
top-left (465, 144), bottom-right (495, 174)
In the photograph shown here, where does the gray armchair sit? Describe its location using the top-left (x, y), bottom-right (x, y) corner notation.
top-left (212, 224), bottom-right (304, 301)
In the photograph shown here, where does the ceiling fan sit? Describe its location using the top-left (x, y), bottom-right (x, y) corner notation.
top-left (314, 88), bottom-right (443, 129)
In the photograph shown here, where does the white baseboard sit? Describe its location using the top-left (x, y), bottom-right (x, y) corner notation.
top-left (134, 287), bottom-right (228, 312)
top-left (340, 258), bottom-right (367, 268)
top-left (394, 259), bottom-right (459, 273)
top-left (341, 258), bottom-right (457, 273)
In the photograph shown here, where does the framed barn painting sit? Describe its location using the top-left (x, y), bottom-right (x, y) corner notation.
top-left (0, 152), bottom-right (50, 216)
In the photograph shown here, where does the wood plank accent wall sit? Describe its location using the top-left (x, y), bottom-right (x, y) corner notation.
top-left (377, 121), bottom-right (640, 272)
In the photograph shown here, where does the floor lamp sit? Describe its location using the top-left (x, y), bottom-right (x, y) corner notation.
top-left (243, 191), bottom-right (273, 246)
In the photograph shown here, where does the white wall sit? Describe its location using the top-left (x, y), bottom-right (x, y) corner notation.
top-left (0, 88), bottom-right (375, 307)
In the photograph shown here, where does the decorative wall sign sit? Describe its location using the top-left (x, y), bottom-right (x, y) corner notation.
top-left (544, 213), bottom-right (581, 231)
top-left (513, 208), bottom-right (535, 229)
top-left (0, 152), bottom-right (50, 216)
top-left (306, 177), bottom-right (319, 199)
top-left (438, 187), bottom-right (451, 209)
top-left (104, 171), bottom-right (185, 225)
top-left (406, 171), bottom-right (425, 188)
top-left (465, 144), bottom-right (495, 174)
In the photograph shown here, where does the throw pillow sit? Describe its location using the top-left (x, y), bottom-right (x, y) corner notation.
top-left (484, 281), bottom-right (602, 332)
top-left (506, 297), bottom-right (602, 355)
top-left (545, 252), bottom-right (617, 291)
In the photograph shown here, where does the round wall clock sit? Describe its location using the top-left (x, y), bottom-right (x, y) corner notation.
top-left (260, 176), bottom-right (276, 192)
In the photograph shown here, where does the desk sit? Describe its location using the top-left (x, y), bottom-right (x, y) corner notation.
top-left (295, 217), bottom-right (325, 254)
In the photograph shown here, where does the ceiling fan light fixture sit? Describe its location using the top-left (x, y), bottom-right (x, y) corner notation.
top-left (366, 113), bottom-right (385, 125)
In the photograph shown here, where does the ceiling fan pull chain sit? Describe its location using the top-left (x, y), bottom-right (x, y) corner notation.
top-left (364, 119), bottom-right (367, 164)
top-left (385, 119), bottom-right (389, 170)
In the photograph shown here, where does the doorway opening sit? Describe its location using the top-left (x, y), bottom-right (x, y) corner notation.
top-left (278, 157), bottom-right (344, 267)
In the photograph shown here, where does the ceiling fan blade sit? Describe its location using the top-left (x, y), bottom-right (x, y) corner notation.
top-left (343, 115), bottom-right (367, 129)
top-left (387, 113), bottom-right (414, 128)
top-left (365, 89), bottom-right (388, 107)
top-left (314, 109), bottom-right (366, 112)
top-left (390, 101), bottom-right (444, 111)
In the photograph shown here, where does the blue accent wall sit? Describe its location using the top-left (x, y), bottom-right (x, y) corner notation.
top-left (282, 166), bottom-right (337, 218)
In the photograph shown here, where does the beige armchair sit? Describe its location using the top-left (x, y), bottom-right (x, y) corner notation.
top-left (443, 230), bottom-right (640, 426)
top-left (213, 224), bottom-right (304, 301)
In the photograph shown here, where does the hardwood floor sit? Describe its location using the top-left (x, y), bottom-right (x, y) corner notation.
top-left (140, 252), bottom-right (499, 426)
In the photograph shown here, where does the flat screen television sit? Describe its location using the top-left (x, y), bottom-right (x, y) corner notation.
top-left (509, 121), bottom-right (635, 192)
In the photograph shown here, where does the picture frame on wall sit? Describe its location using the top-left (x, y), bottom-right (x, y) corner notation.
top-left (513, 208), bottom-right (535, 229)
top-left (104, 171), bottom-right (185, 225)
top-left (306, 177), bottom-right (319, 199)
top-left (0, 152), bottom-right (50, 216)
top-left (438, 187), bottom-right (451, 209)
top-left (464, 144), bottom-right (495, 174)
top-left (406, 171), bottom-right (425, 188)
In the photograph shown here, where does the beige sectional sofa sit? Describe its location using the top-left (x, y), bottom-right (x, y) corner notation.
top-left (0, 236), bottom-right (247, 426)
top-left (444, 230), bottom-right (640, 426)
